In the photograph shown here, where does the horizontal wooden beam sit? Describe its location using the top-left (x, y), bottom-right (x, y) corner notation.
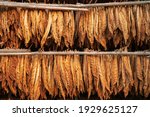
top-left (0, 49), bottom-right (30, 52)
top-left (0, 50), bottom-right (149, 56)
top-left (0, 1), bottom-right (88, 11)
top-left (77, 1), bottom-right (150, 8)
top-left (0, 1), bottom-right (149, 11)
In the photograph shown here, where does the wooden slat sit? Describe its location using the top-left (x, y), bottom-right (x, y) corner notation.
top-left (78, 1), bottom-right (150, 7)
top-left (0, 50), bottom-right (149, 56)
top-left (0, 1), bottom-right (150, 11)
top-left (0, 1), bottom-right (88, 11)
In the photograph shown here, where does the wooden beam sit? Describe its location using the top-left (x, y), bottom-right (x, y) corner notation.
top-left (0, 50), bottom-right (149, 56)
top-left (0, 1), bottom-right (149, 11)
top-left (0, 1), bottom-right (88, 11)
top-left (77, 1), bottom-right (150, 8)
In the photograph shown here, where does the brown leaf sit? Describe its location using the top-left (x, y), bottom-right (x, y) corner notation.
top-left (23, 10), bottom-right (31, 46)
top-left (143, 57), bottom-right (149, 97)
top-left (100, 55), bottom-right (109, 94)
top-left (130, 7), bottom-right (136, 39)
top-left (74, 55), bottom-right (84, 93)
top-left (111, 56), bottom-right (119, 88)
top-left (107, 7), bottom-right (116, 38)
top-left (118, 7), bottom-right (129, 44)
top-left (57, 11), bottom-right (64, 46)
top-left (136, 56), bottom-right (143, 81)
top-left (41, 12), bottom-right (52, 48)
top-left (59, 56), bottom-right (69, 94)
top-left (87, 9), bottom-right (94, 47)
top-left (87, 56), bottom-right (93, 98)
top-left (42, 55), bottom-right (49, 92)
top-left (70, 55), bottom-right (77, 96)
top-left (64, 55), bottom-right (73, 96)
top-left (68, 11), bottom-right (75, 47)
top-left (48, 55), bottom-right (55, 96)
top-left (113, 30), bottom-right (123, 47)
top-left (123, 56), bottom-right (134, 86)
top-left (133, 56), bottom-right (139, 96)
top-left (83, 55), bottom-right (89, 91)
top-left (63, 11), bottom-right (70, 47)
top-left (53, 56), bottom-right (65, 99)
top-left (38, 11), bottom-right (48, 42)
top-left (94, 8), bottom-right (99, 42)
top-left (29, 55), bottom-right (41, 99)
top-left (78, 12), bottom-right (86, 47)
top-left (136, 6), bottom-right (142, 45)
top-left (22, 56), bottom-right (29, 96)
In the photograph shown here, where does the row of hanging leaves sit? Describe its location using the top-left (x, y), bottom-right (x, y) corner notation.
top-left (0, 52), bottom-right (149, 99)
top-left (0, 4), bottom-right (149, 50)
